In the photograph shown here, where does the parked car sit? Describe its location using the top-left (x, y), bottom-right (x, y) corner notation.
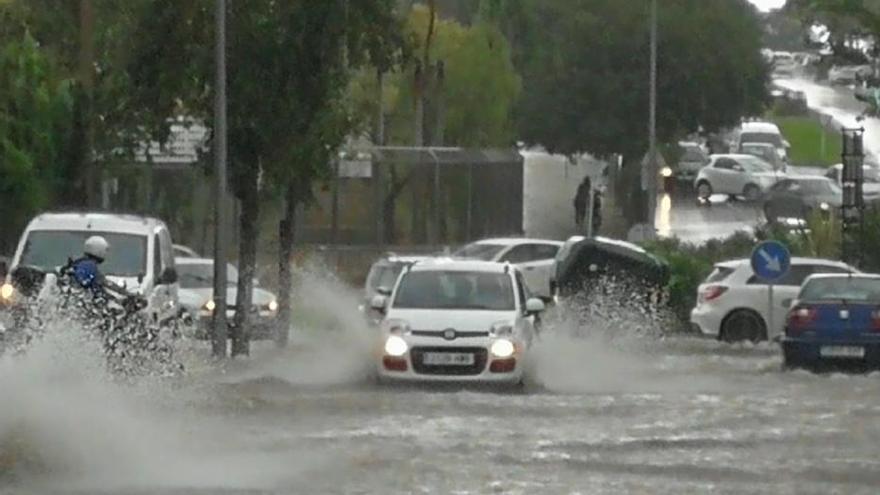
top-left (674, 141), bottom-right (710, 181)
top-left (1, 212), bottom-right (180, 325)
top-left (369, 258), bottom-right (543, 385)
top-left (361, 254), bottom-right (432, 320)
top-left (739, 142), bottom-right (785, 171)
top-left (772, 51), bottom-right (798, 77)
top-left (690, 257), bottom-right (857, 342)
top-left (763, 176), bottom-right (843, 223)
top-left (829, 65), bottom-right (872, 86)
top-left (452, 238), bottom-right (563, 300)
top-left (173, 244), bottom-right (200, 258)
top-left (694, 154), bottom-right (785, 201)
top-left (782, 273), bottom-right (880, 371)
top-left (824, 163), bottom-right (880, 203)
top-left (175, 257), bottom-right (280, 340)
top-left (734, 121), bottom-right (789, 163)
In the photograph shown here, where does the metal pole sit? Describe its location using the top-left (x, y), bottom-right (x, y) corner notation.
top-left (586, 185), bottom-right (594, 238)
top-left (331, 158), bottom-right (340, 244)
top-left (211, 0), bottom-right (228, 358)
top-left (647, 0), bottom-right (658, 230)
top-left (767, 283), bottom-right (775, 338)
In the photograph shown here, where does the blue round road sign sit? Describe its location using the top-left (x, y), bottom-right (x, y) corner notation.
top-left (750, 240), bottom-right (791, 282)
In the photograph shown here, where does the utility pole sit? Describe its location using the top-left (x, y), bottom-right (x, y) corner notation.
top-left (79, 0), bottom-right (96, 207)
top-left (211, 0), bottom-right (229, 358)
top-left (646, 0), bottom-right (658, 230)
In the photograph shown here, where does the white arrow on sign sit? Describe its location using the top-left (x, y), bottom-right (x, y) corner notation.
top-left (759, 248), bottom-right (782, 273)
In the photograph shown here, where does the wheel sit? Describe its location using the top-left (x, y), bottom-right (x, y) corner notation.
top-left (696, 181), bottom-right (713, 200)
top-left (720, 309), bottom-right (767, 343)
top-left (743, 184), bottom-right (761, 202)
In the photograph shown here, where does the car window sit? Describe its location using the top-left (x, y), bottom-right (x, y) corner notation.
top-left (799, 277), bottom-right (880, 302)
top-left (159, 228), bottom-right (174, 271)
top-left (769, 179), bottom-right (793, 192)
top-left (453, 243), bottom-right (506, 261)
top-left (705, 266), bottom-right (735, 283)
top-left (501, 245), bottom-right (538, 263)
top-left (19, 230), bottom-right (148, 277)
top-left (714, 158), bottom-right (736, 170)
top-left (177, 263), bottom-right (239, 288)
top-left (514, 271), bottom-right (528, 309)
top-left (532, 244), bottom-right (560, 261)
top-left (393, 270), bottom-right (515, 311)
top-left (747, 264), bottom-right (851, 286)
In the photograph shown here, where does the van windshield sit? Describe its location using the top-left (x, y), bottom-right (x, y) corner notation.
top-left (19, 230), bottom-right (148, 277)
top-left (740, 132), bottom-right (782, 147)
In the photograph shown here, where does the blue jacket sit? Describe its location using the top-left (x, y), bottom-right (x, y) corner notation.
top-left (70, 257), bottom-right (104, 294)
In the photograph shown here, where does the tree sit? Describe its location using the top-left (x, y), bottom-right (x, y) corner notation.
top-left (0, 33), bottom-right (73, 252)
top-left (126, 1), bottom-right (403, 353)
top-left (513, 0), bottom-right (769, 225)
top-left (787, 0), bottom-right (880, 60)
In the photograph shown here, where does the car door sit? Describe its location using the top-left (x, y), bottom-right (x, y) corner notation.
top-left (768, 180), bottom-right (803, 218)
top-left (513, 270), bottom-right (535, 345)
top-left (501, 244), bottom-right (555, 298)
top-left (711, 158), bottom-right (740, 194)
top-left (727, 156), bottom-right (752, 192)
top-left (150, 229), bottom-right (177, 323)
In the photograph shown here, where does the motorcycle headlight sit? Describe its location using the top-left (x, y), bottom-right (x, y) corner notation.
top-left (489, 321), bottom-right (513, 337)
top-left (820, 202), bottom-right (830, 211)
top-left (490, 339), bottom-right (515, 358)
top-left (0, 283), bottom-right (14, 301)
top-left (384, 335), bottom-right (408, 357)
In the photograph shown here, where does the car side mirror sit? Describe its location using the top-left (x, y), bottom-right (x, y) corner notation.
top-left (376, 286), bottom-right (392, 296)
top-left (370, 294), bottom-right (388, 314)
top-left (783, 140), bottom-right (791, 149)
top-left (158, 267), bottom-right (178, 285)
top-left (525, 297), bottom-right (546, 315)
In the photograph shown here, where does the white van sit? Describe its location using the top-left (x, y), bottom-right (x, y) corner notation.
top-left (1, 212), bottom-right (180, 324)
top-left (734, 122), bottom-right (790, 163)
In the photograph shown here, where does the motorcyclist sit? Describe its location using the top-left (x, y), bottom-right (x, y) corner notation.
top-left (64, 236), bottom-right (129, 301)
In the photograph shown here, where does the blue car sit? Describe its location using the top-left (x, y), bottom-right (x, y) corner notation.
top-left (782, 274), bottom-right (880, 371)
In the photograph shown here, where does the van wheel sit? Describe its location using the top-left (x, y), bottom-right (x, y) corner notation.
top-left (721, 309), bottom-right (767, 343)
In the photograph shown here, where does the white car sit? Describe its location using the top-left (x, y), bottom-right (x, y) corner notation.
top-left (829, 65), bottom-right (872, 86)
top-left (824, 163), bottom-right (880, 202)
top-left (452, 238), bottom-right (563, 299)
top-left (690, 257), bottom-right (857, 342)
top-left (734, 121), bottom-right (789, 163)
top-left (370, 259), bottom-right (544, 385)
top-left (695, 154), bottom-right (785, 201)
top-left (1, 212), bottom-right (180, 324)
top-left (175, 257), bottom-right (280, 340)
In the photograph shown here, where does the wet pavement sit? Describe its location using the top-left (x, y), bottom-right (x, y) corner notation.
top-left (2, 317), bottom-right (880, 495)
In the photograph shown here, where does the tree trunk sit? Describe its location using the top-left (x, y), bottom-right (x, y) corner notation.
top-left (78, 0), bottom-right (97, 207)
top-left (277, 181), bottom-right (300, 347)
top-left (231, 169), bottom-right (259, 357)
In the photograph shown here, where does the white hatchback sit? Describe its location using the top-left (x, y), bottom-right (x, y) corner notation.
top-left (695, 154), bottom-right (785, 201)
top-left (690, 257), bottom-right (856, 342)
top-left (452, 238), bottom-right (563, 300)
top-left (371, 259), bottom-right (544, 385)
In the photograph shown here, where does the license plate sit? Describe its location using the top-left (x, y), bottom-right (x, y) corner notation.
top-left (820, 346), bottom-right (865, 359)
top-left (422, 352), bottom-right (475, 366)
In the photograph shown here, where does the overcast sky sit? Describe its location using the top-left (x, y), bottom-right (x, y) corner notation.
top-left (748, 0), bottom-right (787, 12)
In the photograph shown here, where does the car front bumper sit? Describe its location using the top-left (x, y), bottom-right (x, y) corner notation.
top-left (376, 340), bottom-right (525, 385)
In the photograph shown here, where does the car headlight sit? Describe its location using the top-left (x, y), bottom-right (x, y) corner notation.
top-left (267, 299), bottom-right (279, 312)
top-left (490, 339), bottom-right (515, 358)
top-left (820, 202), bottom-right (830, 211)
top-left (661, 166), bottom-right (673, 178)
top-left (204, 299), bottom-right (216, 312)
top-left (384, 335), bottom-right (408, 357)
top-left (0, 283), bottom-right (13, 301)
top-left (490, 321), bottom-right (513, 337)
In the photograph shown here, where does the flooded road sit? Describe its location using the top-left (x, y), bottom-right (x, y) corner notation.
top-left (3, 325), bottom-right (880, 495)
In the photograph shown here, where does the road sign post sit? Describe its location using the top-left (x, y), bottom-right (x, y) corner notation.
top-left (751, 240), bottom-right (791, 338)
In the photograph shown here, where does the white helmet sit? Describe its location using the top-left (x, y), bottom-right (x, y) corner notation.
top-left (84, 236), bottom-right (109, 261)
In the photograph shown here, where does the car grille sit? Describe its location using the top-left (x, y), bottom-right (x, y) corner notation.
top-left (410, 346), bottom-right (488, 376)
top-left (411, 330), bottom-right (490, 339)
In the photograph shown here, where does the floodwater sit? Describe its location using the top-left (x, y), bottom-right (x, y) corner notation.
top-left (2, 270), bottom-right (879, 495)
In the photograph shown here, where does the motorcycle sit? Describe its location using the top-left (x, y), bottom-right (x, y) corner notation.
top-left (3, 263), bottom-right (183, 377)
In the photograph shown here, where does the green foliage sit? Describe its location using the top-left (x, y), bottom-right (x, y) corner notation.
top-left (0, 32), bottom-right (73, 249)
top-left (514, 0), bottom-right (770, 158)
top-left (772, 116), bottom-right (842, 167)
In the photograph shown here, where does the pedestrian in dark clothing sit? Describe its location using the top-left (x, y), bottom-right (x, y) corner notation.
top-left (574, 177), bottom-right (591, 227)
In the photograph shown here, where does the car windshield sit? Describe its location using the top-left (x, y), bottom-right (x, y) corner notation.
top-left (19, 230), bottom-right (147, 277)
top-left (740, 132), bottom-right (782, 147)
top-left (452, 243), bottom-right (506, 261)
top-left (741, 145), bottom-right (775, 161)
top-left (800, 277), bottom-right (880, 302)
top-left (738, 156), bottom-right (774, 172)
top-left (177, 263), bottom-right (239, 288)
top-left (393, 270), bottom-right (515, 310)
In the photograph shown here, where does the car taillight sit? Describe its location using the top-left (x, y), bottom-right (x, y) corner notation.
top-left (871, 309), bottom-right (880, 331)
top-left (699, 285), bottom-right (728, 303)
top-left (787, 306), bottom-right (817, 332)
